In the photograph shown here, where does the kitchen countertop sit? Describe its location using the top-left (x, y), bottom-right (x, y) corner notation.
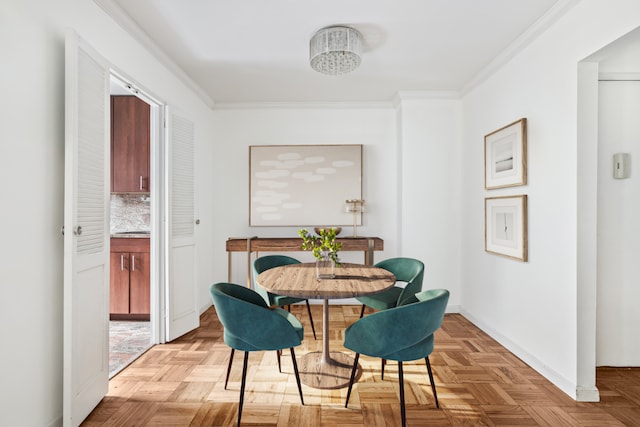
top-left (111, 233), bottom-right (150, 239)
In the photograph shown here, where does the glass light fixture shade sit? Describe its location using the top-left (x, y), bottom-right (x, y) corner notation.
top-left (345, 204), bottom-right (365, 213)
top-left (345, 199), bottom-right (365, 212)
top-left (345, 199), bottom-right (365, 238)
top-left (310, 26), bottom-right (362, 75)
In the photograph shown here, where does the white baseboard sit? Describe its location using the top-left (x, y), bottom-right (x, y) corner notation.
top-left (576, 386), bottom-right (600, 402)
top-left (199, 301), bottom-right (212, 315)
top-left (46, 415), bottom-right (62, 427)
top-left (445, 304), bottom-right (461, 313)
top-left (459, 309), bottom-right (589, 401)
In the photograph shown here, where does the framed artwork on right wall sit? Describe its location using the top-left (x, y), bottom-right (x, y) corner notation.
top-left (485, 195), bottom-right (528, 262)
top-left (484, 118), bottom-right (527, 189)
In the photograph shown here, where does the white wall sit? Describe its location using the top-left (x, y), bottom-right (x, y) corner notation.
top-left (0, 1), bottom-right (215, 426)
top-left (459, 0), bottom-right (640, 400)
top-left (597, 81), bottom-right (640, 365)
top-left (397, 96), bottom-right (462, 305)
top-left (209, 103), bottom-right (463, 309)
top-left (211, 107), bottom-right (398, 289)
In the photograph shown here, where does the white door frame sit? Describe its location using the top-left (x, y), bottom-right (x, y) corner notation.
top-left (110, 71), bottom-right (167, 344)
top-left (108, 75), bottom-right (202, 344)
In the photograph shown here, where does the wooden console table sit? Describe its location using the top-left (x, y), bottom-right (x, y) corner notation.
top-left (225, 236), bottom-right (384, 286)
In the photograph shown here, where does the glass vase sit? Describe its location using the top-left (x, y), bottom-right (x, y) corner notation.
top-left (315, 253), bottom-right (335, 279)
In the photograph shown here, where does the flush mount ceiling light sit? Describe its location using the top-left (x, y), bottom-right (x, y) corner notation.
top-left (310, 26), bottom-right (362, 75)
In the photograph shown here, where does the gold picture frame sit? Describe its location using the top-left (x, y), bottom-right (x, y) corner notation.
top-left (484, 118), bottom-right (527, 189)
top-left (485, 195), bottom-right (528, 261)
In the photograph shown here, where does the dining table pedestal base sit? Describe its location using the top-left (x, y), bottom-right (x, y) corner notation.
top-left (256, 264), bottom-right (395, 390)
top-left (299, 351), bottom-right (362, 390)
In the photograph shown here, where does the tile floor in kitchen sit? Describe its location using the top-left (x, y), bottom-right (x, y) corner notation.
top-left (109, 320), bottom-right (151, 378)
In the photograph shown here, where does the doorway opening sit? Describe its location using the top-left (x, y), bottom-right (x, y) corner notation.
top-left (108, 74), bottom-right (162, 377)
top-left (577, 24), bottom-right (640, 401)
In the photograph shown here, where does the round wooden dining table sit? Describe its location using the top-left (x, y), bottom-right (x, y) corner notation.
top-left (257, 262), bottom-right (395, 389)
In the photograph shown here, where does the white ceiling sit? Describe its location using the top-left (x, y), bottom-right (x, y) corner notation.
top-left (106, 0), bottom-right (566, 105)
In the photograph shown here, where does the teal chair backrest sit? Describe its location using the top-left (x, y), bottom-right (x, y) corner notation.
top-left (252, 255), bottom-right (301, 304)
top-left (344, 289), bottom-right (449, 362)
top-left (375, 257), bottom-right (425, 306)
top-left (210, 282), bottom-right (303, 352)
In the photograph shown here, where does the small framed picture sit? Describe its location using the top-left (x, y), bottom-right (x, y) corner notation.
top-left (484, 118), bottom-right (527, 189)
top-left (485, 195), bottom-right (528, 261)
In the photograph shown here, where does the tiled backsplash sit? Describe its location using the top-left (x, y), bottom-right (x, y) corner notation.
top-left (110, 194), bottom-right (151, 233)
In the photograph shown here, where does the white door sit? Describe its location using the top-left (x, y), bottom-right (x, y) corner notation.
top-left (63, 30), bottom-right (110, 426)
top-left (165, 108), bottom-right (199, 341)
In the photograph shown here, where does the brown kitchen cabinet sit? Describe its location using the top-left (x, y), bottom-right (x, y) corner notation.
top-left (111, 95), bottom-right (150, 193)
top-left (110, 238), bottom-right (150, 320)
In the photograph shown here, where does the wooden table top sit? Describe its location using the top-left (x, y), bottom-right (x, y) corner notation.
top-left (256, 262), bottom-right (396, 300)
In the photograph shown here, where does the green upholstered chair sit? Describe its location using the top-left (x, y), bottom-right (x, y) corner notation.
top-left (253, 255), bottom-right (317, 340)
top-left (210, 282), bottom-right (305, 427)
top-left (356, 257), bottom-right (425, 318)
top-left (344, 289), bottom-right (450, 427)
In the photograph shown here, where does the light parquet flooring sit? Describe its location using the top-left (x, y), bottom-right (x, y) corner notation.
top-left (83, 305), bottom-right (640, 426)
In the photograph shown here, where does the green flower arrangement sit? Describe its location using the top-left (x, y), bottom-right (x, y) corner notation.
top-left (298, 227), bottom-right (342, 266)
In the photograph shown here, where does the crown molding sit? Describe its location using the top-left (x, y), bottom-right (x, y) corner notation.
top-left (599, 72), bottom-right (640, 81)
top-left (94, 0), bottom-right (215, 109)
top-left (214, 93), bottom-right (461, 110)
top-left (392, 91), bottom-right (461, 108)
top-left (213, 101), bottom-right (395, 110)
top-left (460, 0), bottom-right (580, 95)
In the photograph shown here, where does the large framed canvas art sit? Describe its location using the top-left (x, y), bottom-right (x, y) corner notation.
top-left (249, 144), bottom-right (363, 226)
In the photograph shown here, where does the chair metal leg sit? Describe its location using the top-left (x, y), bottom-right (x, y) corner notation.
top-left (237, 351), bottom-right (249, 427)
top-left (398, 361), bottom-right (406, 427)
top-left (277, 349), bottom-right (282, 373)
top-left (345, 353), bottom-right (360, 408)
top-left (381, 359), bottom-right (386, 380)
top-left (305, 299), bottom-right (317, 340)
top-left (359, 304), bottom-right (366, 318)
top-left (290, 347), bottom-right (304, 405)
top-left (225, 348), bottom-right (235, 389)
top-left (425, 356), bottom-right (439, 408)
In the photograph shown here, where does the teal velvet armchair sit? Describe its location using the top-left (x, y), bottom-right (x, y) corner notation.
top-left (356, 257), bottom-right (425, 317)
top-left (344, 288), bottom-right (450, 427)
top-left (253, 255), bottom-right (317, 339)
top-left (210, 282), bottom-right (305, 427)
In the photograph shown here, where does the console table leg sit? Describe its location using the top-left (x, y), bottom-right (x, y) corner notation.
top-left (365, 238), bottom-right (375, 265)
top-left (246, 237), bottom-right (252, 288)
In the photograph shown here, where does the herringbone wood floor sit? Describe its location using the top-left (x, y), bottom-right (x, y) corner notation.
top-left (82, 304), bottom-right (640, 426)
